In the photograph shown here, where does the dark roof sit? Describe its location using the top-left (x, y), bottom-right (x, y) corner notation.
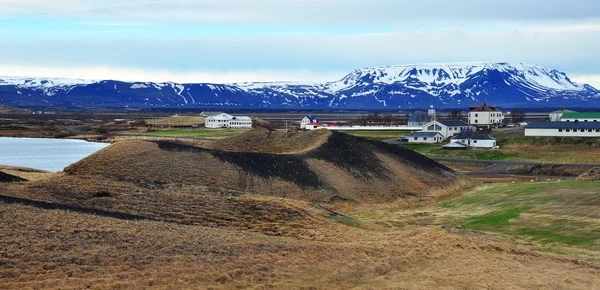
top-left (469, 103), bottom-right (501, 112)
top-left (526, 122), bottom-right (600, 129)
top-left (408, 111), bottom-right (434, 123)
top-left (407, 132), bottom-right (443, 137)
top-left (437, 120), bottom-right (471, 127)
top-left (451, 133), bottom-right (496, 140)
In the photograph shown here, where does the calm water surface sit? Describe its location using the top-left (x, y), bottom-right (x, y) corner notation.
top-left (0, 137), bottom-right (109, 172)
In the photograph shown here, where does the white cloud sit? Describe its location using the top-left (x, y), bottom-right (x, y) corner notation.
top-left (1, 0), bottom-right (599, 24)
top-left (0, 65), bottom-right (346, 83)
top-left (570, 75), bottom-right (600, 89)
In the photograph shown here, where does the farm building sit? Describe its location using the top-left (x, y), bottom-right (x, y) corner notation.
top-left (422, 120), bottom-right (472, 140)
top-left (300, 116), bottom-right (319, 129)
top-left (449, 133), bottom-right (497, 148)
top-left (468, 103), bottom-right (504, 128)
top-left (402, 132), bottom-right (444, 144)
top-left (549, 109), bottom-right (576, 122)
top-left (304, 122), bottom-right (323, 130)
top-left (408, 105), bottom-right (437, 127)
top-left (560, 112), bottom-right (600, 123)
top-left (525, 122), bottom-right (600, 137)
top-left (205, 113), bottom-right (252, 129)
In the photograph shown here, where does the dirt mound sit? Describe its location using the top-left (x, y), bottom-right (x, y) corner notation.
top-left (64, 130), bottom-right (469, 203)
top-left (207, 128), bottom-right (332, 153)
top-left (507, 164), bottom-right (591, 177)
top-left (0, 170), bottom-right (28, 182)
top-left (577, 167), bottom-right (600, 181)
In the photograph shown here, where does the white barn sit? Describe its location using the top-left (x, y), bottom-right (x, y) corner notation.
top-left (525, 122), bottom-right (600, 137)
top-left (205, 113), bottom-right (252, 129)
top-left (450, 133), bottom-right (497, 148)
top-left (422, 120), bottom-right (472, 140)
top-left (402, 132), bottom-right (444, 144)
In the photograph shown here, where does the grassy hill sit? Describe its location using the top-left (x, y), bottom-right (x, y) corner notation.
top-left (64, 129), bottom-right (468, 203)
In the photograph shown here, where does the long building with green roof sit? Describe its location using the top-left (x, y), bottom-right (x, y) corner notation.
top-left (560, 112), bottom-right (600, 122)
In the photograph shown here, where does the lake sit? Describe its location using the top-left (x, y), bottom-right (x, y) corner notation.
top-left (0, 137), bottom-right (110, 172)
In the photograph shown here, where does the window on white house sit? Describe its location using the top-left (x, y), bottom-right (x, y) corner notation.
top-left (558, 129), bottom-right (563, 132)
top-left (414, 137), bottom-right (418, 140)
top-left (424, 137), bottom-right (428, 141)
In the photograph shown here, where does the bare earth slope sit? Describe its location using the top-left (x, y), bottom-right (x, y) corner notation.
top-left (64, 129), bottom-right (467, 203)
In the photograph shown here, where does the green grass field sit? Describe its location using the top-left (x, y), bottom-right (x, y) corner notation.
top-left (134, 128), bottom-right (248, 138)
top-left (400, 132), bottom-right (600, 163)
top-left (439, 181), bottom-right (600, 258)
top-left (400, 144), bottom-right (519, 160)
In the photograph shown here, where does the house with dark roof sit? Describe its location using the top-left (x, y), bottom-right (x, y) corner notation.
top-left (408, 111), bottom-right (434, 127)
top-left (525, 122), bottom-right (600, 137)
top-left (468, 103), bottom-right (504, 128)
top-left (422, 120), bottom-right (472, 140)
top-left (300, 116), bottom-right (319, 129)
top-left (449, 133), bottom-right (497, 148)
top-left (402, 131), bottom-right (445, 144)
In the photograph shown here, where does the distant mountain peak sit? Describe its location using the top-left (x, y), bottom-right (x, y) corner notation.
top-left (0, 62), bottom-right (597, 109)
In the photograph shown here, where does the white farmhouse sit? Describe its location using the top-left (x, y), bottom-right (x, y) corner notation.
top-left (560, 112), bottom-right (600, 123)
top-left (205, 113), bottom-right (252, 128)
top-left (468, 103), bottom-right (504, 128)
top-left (449, 133), bottom-right (497, 148)
top-left (525, 122), bottom-right (600, 137)
top-left (422, 120), bottom-right (472, 140)
top-left (300, 116), bottom-right (319, 129)
top-left (228, 116), bottom-right (253, 128)
top-left (402, 132), bottom-right (444, 144)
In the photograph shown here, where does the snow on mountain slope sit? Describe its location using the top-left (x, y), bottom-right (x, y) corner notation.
top-left (324, 63), bottom-right (589, 94)
top-left (0, 76), bottom-right (96, 87)
top-left (0, 63), bottom-right (597, 109)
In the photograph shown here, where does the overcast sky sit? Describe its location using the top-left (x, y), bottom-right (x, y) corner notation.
top-left (1, 0), bottom-right (599, 87)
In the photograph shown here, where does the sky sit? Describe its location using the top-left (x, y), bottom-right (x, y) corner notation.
top-left (0, 0), bottom-right (599, 87)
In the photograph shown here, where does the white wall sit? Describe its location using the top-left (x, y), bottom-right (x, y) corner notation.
top-left (525, 128), bottom-right (600, 137)
top-left (561, 118), bottom-right (600, 123)
top-left (407, 135), bottom-right (443, 144)
top-left (469, 111), bottom-right (504, 125)
top-left (452, 138), bottom-right (496, 148)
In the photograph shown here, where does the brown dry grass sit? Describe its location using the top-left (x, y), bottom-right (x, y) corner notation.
top-left (502, 145), bottom-right (600, 164)
top-left (1, 199), bottom-right (600, 289)
top-left (206, 128), bottom-right (332, 154)
top-left (0, 165), bottom-right (54, 181)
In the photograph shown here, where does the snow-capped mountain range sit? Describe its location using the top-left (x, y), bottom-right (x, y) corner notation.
top-left (0, 62), bottom-right (598, 109)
